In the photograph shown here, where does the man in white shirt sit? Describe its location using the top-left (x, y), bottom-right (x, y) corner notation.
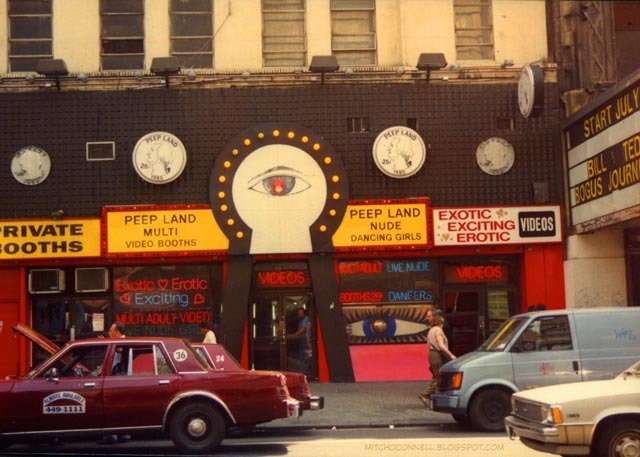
top-left (200, 322), bottom-right (217, 343)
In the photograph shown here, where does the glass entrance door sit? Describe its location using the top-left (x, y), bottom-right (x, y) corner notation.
top-left (443, 289), bottom-right (514, 356)
top-left (250, 292), bottom-right (315, 377)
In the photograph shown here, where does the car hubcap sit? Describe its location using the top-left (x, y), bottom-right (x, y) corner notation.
top-left (187, 417), bottom-right (207, 438)
top-left (616, 435), bottom-right (640, 457)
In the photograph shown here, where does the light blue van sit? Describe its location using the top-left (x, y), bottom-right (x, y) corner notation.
top-left (430, 307), bottom-right (640, 432)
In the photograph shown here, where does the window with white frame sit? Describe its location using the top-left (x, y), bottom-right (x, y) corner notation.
top-left (100, 0), bottom-right (144, 70)
top-left (262, 0), bottom-right (306, 67)
top-left (454, 0), bottom-right (494, 60)
top-left (8, 0), bottom-right (52, 72)
top-left (330, 0), bottom-right (376, 66)
top-left (171, 0), bottom-right (213, 69)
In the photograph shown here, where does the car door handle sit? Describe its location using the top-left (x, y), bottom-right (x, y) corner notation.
top-left (83, 382), bottom-right (96, 388)
top-left (158, 380), bottom-right (171, 385)
top-left (572, 361), bottom-right (579, 373)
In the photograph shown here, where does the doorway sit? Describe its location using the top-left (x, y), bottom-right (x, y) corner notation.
top-left (443, 289), bottom-right (514, 356)
top-left (250, 292), bottom-right (316, 378)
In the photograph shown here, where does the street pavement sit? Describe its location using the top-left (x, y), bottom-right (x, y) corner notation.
top-left (260, 381), bottom-right (455, 430)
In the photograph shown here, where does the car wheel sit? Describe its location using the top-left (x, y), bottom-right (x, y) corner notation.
top-left (169, 402), bottom-right (225, 454)
top-left (596, 420), bottom-right (640, 457)
top-left (452, 413), bottom-right (471, 426)
top-left (468, 388), bottom-right (511, 432)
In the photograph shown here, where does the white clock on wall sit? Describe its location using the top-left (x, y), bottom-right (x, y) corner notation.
top-left (476, 137), bottom-right (515, 175)
top-left (517, 64), bottom-right (544, 118)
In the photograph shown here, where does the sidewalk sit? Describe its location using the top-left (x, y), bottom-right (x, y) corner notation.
top-left (259, 381), bottom-right (455, 430)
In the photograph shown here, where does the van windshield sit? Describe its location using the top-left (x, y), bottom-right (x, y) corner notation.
top-left (479, 316), bottom-right (528, 351)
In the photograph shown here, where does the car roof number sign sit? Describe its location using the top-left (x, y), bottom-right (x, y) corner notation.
top-left (173, 349), bottom-right (188, 362)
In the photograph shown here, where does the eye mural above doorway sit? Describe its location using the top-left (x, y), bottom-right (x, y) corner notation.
top-left (209, 123), bottom-right (350, 255)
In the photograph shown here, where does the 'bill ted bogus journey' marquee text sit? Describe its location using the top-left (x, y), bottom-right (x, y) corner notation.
top-left (0, 220), bottom-right (100, 259)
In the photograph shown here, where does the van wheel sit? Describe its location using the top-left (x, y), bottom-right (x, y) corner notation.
top-left (596, 420), bottom-right (640, 457)
top-left (469, 389), bottom-right (510, 432)
top-left (169, 402), bottom-right (225, 454)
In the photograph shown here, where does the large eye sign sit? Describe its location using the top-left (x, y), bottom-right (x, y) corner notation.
top-left (210, 123), bottom-right (350, 255)
top-left (232, 144), bottom-right (327, 254)
top-left (344, 306), bottom-right (430, 345)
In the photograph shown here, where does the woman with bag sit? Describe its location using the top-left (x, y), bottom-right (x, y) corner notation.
top-left (419, 313), bottom-right (456, 406)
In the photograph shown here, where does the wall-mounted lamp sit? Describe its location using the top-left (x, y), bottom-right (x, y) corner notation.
top-left (396, 66), bottom-right (406, 75)
top-left (241, 70), bottom-right (251, 79)
top-left (187, 69), bottom-right (197, 80)
top-left (134, 70), bottom-right (144, 80)
top-left (150, 57), bottom-right (180, 88)
top-left (294, 67), bottom-right (303, 78)
top-left (25, 74), bottom-right (36, 83)
top-left (449, 64), bottom-right (461, 71)
top-left (344, 67), bottom-right (354, 77)
top-left (77, 73), bottom-right (89, 82)
top-left (309, 55), bottom-right (339, 84)
top-left (416, 53), bottom-right (447, 83)
top-left (501, 59), bottom-right (515, 68)
top-left (36, 58), bottom-right (68, 90)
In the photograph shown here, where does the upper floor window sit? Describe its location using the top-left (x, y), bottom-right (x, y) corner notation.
top-left (8, 0), bottom-right (52, 72)
top-left (170, 0), bottom-right (213, 69)
top-left (100, 0), bottom-right (144, 70)
top-left (262, 0), bottom-right (306, 67)
top-left (454, 0), bottom-right (494, 60)
top-left (330, 0), bottom-right (376, 66)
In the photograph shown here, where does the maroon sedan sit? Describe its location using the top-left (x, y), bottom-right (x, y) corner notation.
top-left (0, 325), bottom-right (301, 454)
top-left (193, 343), bottom-right (324, 411)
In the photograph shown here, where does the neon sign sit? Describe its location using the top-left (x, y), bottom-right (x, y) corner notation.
top-left (255, 270), bottom-right (310, 288)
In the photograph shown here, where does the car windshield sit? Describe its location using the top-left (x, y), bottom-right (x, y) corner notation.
top-left (479, 316), bottom-right (529, 352)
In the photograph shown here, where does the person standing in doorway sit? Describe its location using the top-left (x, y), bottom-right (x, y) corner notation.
top-left (288, 307), bottom-right (311, 374)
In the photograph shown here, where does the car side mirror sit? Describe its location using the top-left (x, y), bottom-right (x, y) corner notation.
top-left (48, 367), bottom-right (59, 382)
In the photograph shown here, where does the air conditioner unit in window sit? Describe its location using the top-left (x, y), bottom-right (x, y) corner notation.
top-left (75, 267), bottom-right (109, 293)
top-left (28, 269), bottom-right (65, 294)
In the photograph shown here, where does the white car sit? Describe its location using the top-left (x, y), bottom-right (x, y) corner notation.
top-left (505, 360), bottom-right (640, 457)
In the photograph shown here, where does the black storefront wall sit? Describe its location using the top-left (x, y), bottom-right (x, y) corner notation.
top-left (1, 82), bottom-right (562, 379)
top-left (0, 83), bottom-right (562, 220)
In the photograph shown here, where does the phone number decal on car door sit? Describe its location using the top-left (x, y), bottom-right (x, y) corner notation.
top-left (42, 391), bottom-right (86, 414)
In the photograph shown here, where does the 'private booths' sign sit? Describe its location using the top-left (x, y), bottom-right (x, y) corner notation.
top-left (113, 264), bottom-right (222, 340)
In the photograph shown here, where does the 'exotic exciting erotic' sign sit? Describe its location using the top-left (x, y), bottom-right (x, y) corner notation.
top-left (113, 264), bottom-right (220, 339)
top-left (432, 205), bottom-right (562, 246)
